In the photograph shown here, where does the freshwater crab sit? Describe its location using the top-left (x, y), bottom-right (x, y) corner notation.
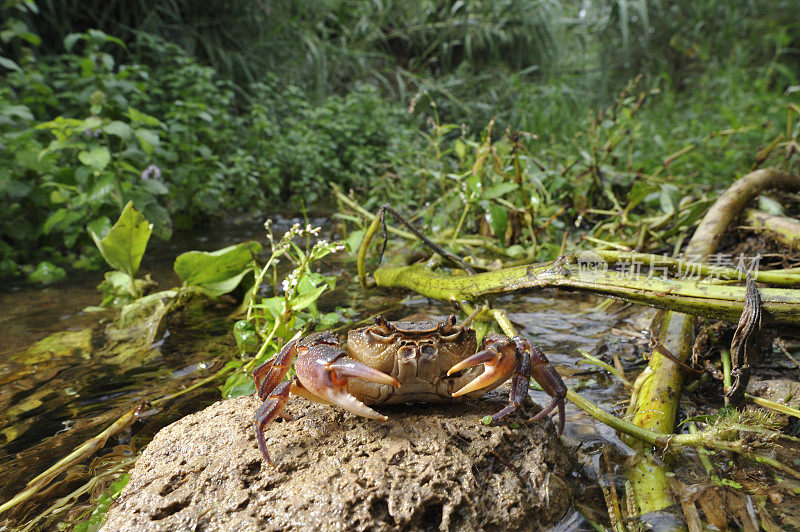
top-left (252, 315), bottom-right (567, 465)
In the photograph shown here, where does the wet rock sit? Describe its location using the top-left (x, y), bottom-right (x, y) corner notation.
top-left (747, 378), bottom-right (800, 409)
top-left (103, 391), bottom-right (573, 531)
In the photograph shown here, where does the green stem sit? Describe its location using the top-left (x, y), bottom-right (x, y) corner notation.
top-left (721, 349), bottom-right (732, 393)
top-left (374, 261), bottom-right (800, 327)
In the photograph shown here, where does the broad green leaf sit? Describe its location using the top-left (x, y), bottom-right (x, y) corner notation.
top-left (126, 107), bottom-right (161, 127)
top-left (103, 121), bottom-right (132, 139)
top-left (86, 217), bottom-right (111, 240)
top-left (134, 128), bottom-right (160, 154)
top-left (174, 241), bottom-right (262, 297)
top-left (63, 33), bottom-right (83, 51)
top-left (1, 104), bottom-right (33, 120)
top-left (487, 203), bottom-right (508, 243)
top-left (221, 372), bottom-right (255, 398)
top-left (194, 269), bottom-right (252, 298)
top-left (90, 201), bottom-right (152, 277)
top-left (289, 285), bottom-right (327, 313)
top-left (87, 174), bottom-right (115, 203)
top-left (78, 146), bottom-right (111, 170)
top-left (345, 229), bottom-right (365, 254)
top-left (28, 261), bottom-right (66, 284)
top-left (484, 182), bottom-right (518, 199)
top-left (42, 208), bottom-right (67, 234)
top-left (0, 56), bottom-right (21, 72)
top-left (627, 181), bottom-right (656, 210)
top-left (141, 179), bottom-right (168, 195)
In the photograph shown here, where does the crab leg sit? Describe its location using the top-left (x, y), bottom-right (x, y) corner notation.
top-left (253, 377), bottom-right (296, 466)
top-left (253, 338), bottom-right (298, 400)
top-left (528, 342), bottom-right (567, 435)
top-left (448, 334), bottom-right (518, 397)
top-left (295, 342), bottom-right (399, 420)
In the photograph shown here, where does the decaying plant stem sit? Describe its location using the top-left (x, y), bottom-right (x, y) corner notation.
top-left (744, 208), bottom-right (800, 251)
top-left (626, 168), bottom-right (800, 513)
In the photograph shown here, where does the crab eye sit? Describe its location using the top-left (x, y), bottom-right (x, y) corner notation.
top-left (438, 329), bottom-right (462, 342)
top-left (420, 344), bottom-right (437, 358)
top-left (368, 329), bottom-right (393, 343)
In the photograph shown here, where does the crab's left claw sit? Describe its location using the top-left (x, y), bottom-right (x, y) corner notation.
top-left (448, 334), bottom-right (518, 397)
top-left (450, 334), bottom-right (567, 435)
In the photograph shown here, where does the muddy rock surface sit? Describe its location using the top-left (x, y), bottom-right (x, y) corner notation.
top-left (747, 378), bottom-right (800, 408)
top-left (103, 391), bottom-right (573, 531)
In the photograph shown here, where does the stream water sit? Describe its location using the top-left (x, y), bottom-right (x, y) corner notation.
top-left (0, 217), bottom-right (695, 529)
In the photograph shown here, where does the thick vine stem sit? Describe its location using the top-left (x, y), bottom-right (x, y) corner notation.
top-left (626, 168), bottom-right (800, 513)
top-left (744, 208), bottom-right (800, 251)
top-left (373, 261), bottom-right (800, 327)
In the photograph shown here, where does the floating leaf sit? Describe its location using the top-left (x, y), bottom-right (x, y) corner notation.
top-left (90, 201), bottom-right (152, 277)
top-left (27, 261), bottom-right (66, 284)
top-left (174, 241), bottom-right (262, 297)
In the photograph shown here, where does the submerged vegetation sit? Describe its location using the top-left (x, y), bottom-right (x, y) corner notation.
top-left (3, 0), bottom-right (800, 529)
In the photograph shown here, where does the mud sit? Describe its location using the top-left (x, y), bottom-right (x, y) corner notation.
top-left (102, 390), bottom-right (573, 531)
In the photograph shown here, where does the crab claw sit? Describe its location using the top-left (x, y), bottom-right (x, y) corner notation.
top-left (295, 342), bottom-right (398, 421)
top-left (327, 358), bottom-right (400, 388)
top-left (448, 336), bottom-right (518, 397)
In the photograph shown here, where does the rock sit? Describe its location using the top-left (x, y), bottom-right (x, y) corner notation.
top-left (103, 391), bottom-right (573, 531)
top-left (747, 378), bottom-right (800, 409)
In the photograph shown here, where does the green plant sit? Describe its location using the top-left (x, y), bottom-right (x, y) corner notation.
top-left (223, 221), bottom-right (346, 399)
top-left (92, 202), bottom-right (261, 329)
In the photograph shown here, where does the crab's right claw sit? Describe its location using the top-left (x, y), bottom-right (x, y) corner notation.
top-left (448, 335), bottom-right (518, 397)
top-left (295, 342), bottom-right (399, 421)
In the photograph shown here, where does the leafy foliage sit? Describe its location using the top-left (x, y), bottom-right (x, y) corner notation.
top-left (223, 222), bottom-right (346, 399)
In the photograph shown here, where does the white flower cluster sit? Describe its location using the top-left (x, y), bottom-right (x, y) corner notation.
top-left (281, 269), bottom-right (300, 293)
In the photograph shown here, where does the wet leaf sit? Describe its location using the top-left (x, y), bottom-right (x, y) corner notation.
top-left (234, 320), bottom-right (259, 354)
top-left (90, 201), bottom-right (152, 278)
top-left (12, 329), bottom-right (92, 364)
top-left (27, 261), bottom-right (66, 284)
top-left (73, 474), bottom-right (130, 532)
top-left (174, 241), bottom-right (261, 297)
top-left (659, 183), bottom-right (681, 214)
top-left (290, 285), bottom-right (328, 314)
top-left (222, 372), bottom-right (255, 398)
